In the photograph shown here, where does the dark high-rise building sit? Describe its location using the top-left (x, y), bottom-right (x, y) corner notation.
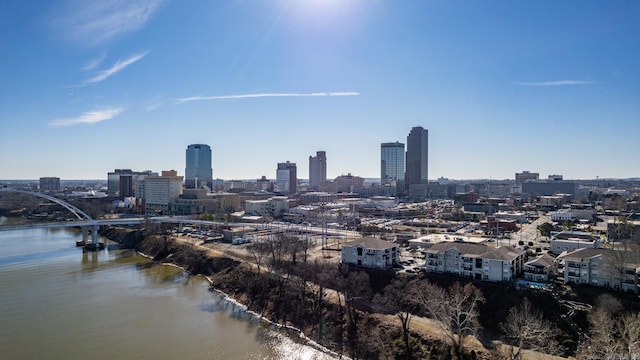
top-left (405, 126), bottom-right (429, 200)
top-left (108, 169), bottom-right (155, 199)
top-left (405, 126), bottom-right (428, 185)
top-left (309, 151), bottom-right (327, 190)
top-left (39, 177), bottom-right (60, 192)
top-left (381, 142), bottom-right (405, 186)
top-left (108, 169), bottom-right (133, 197)
top-left (185, 144), bottom-right (213, 189)
top-left (276, 161), bottom-right (297, 195)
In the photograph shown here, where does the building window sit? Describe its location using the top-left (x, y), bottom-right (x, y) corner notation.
top-left (357, 248), bottom-right (362, 256)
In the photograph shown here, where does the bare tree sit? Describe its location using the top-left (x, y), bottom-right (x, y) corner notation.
top-left (246, 240), bottom-right (270, 274)
top-left (374, 277), bottom-right (419, 360)
top-left (595, 293), bottom-right (623, 315)
top-left (619, 312), bottom-right (640, 360)
top-left (578, 297), bottom-right (640, 360)
top-left (416, 281), bottom-right (485, 359)
top-left (578, 308), bottom-right (622, 359)
top-left (500, 298), bottom-right (559, 359)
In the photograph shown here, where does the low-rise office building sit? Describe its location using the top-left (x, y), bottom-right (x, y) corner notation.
top-left (142, 171), bottom-right (183, 214)
top-left (244, 196), bottom-right (292, 217)
top-left (39, 177), bottom-right (61, 192)
top-left (549, 231), bottom-right (601, 255)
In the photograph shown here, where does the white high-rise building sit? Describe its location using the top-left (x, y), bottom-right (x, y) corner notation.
top-left (276, 161), bottom-right (297, 195)
top-left (143, 170), bottom-right (183, 214)
top-left (381, 142), bottom-right (405, 186)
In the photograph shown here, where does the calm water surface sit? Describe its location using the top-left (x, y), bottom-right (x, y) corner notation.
top-left (0, 221), bottom-right (333, 360)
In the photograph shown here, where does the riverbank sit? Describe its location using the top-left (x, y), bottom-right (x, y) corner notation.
top-left (0, 226), bottom-right (312, 360)
top-left (105, 227), bottom-right (565, 359)
top-left (102, 227), bottom-right (350, 359)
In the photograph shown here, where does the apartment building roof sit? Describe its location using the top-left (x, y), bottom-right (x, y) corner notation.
top-left (342, 237), bottom-right (397, 250)
top-left (525, 254), bottom-right (555, 268)
top-left (425, 242), bottom-right (524, 261)
top-left (560, 247), bottom-right (640, 266)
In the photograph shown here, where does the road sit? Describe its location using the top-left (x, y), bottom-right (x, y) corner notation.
top-left (509, 214), bottom-right (551, 250)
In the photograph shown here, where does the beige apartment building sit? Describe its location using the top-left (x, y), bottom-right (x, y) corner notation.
top-left (425, 242), bottom-right (525, 282)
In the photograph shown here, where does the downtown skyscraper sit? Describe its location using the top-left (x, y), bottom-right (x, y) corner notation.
top-left (380, 142), bottom-right (405, 186)
top-left (185, 144), bottom-right (212, 189)
top-left (406, 126), bottom-right (429, 199)
top-left (308, 151), bottom-right (327, 190)
top-left (276, 161), bottom-right (297, 195)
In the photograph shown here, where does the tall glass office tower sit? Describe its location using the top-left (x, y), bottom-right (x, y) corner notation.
top-left (381, 142), bottom-right (405, 186)
top-left (405, 126), bottom-right (428, 186)
top-left (185, 144), bottom-right (212, 189)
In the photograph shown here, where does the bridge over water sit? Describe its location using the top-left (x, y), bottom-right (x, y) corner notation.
top-left (0, 188), bottom-right (351, 248)
top-left (0, 189), bottom-right (154, 249)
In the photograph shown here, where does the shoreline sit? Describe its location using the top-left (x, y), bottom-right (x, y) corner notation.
top-left (134, 243), bottom-right (345, 360)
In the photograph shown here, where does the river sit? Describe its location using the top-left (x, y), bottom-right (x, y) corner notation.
top-left (0, 221), bottom-right (334, 359)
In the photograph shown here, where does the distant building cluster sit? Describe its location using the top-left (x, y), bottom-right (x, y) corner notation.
top-left (20, 124), bottom-right (640, 296)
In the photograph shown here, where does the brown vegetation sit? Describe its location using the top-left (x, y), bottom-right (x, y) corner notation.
top-left (103, 226), bottom-right (640, 360)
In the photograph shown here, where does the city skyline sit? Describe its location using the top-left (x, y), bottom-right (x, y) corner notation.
top-left (1, 1), bottom-right (639, 181)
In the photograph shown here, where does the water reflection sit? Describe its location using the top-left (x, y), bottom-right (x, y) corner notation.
top-left (0, 227), bottom-right (336, 360)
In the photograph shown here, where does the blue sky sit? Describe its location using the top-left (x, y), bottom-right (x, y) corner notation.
top-left (1, 0), bottom-right (639, 181)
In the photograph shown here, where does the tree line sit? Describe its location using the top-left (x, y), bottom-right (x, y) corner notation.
top-left (140, 229), bottom-right (639, 359)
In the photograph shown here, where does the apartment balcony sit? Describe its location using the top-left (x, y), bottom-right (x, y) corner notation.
top-left (622, 279), bottom-right (637, 285)
top-left (625, 269), bottom-right (637, 275)
top-left (567, 263), bottom-right (581, 268)
top-left (525, 268), bottom-right (547, 275)
top-left (462, 265), bottom-right (473, 271)
top-left (428, 261), bottom-right (437, 266)
top-left (462, 258), bottom-right (473, 263)
top-left (567, 272), bottom-right (580, 277)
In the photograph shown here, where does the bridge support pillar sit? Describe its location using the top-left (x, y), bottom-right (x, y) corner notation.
top-left (82, 227), bottom-right (89, 242)
top-left (91, 224), bottom-right (99, 245)
top-left (84, 224), bottom-right (104, 251)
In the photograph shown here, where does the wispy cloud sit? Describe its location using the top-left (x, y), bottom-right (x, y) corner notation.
top-left (145, 102), bottom-right (163, 112)
top-left (53, 0), bottom-right (164, 46)
top-left (49, 107), bottom-right (123, 127)
top-left (513, 80), bottom-right (594, 87)
top-left (83, 52), bottom-right (107, 71)
top-left (84, 51), bottom-right (149, 84)
top-left (175, 92), bottom-right (360, 104)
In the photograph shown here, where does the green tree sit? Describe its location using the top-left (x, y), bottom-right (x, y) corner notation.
top-left (537, 222), bottom-right (554, 238)
top-left (223, 213), bottom-right (233, 223)
top-left (201, 211), bottom-right (214, 221)
top-left (562, 220), bottom-right (576, 231)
